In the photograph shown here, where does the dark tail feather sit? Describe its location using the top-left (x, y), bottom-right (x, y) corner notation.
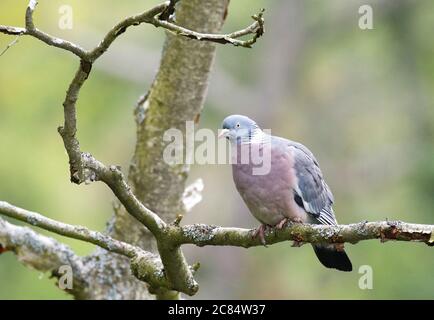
top-left (312, 244), bottom-right (352, 272)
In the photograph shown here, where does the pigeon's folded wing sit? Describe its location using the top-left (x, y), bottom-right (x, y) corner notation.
top-left (290, 143), bottom-right (337, 225)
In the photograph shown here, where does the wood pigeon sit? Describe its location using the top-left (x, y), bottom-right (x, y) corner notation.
top-left (220, 115), bottom-right (352, 272)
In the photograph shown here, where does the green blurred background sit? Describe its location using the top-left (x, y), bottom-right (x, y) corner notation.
top-left (1, 0), bottom-right (433, 299)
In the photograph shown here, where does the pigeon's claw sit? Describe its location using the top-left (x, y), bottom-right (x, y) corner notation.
top-left (275, 218), bottom-right (288, 230)
top-left (252, 224), bottom-right (268, 247)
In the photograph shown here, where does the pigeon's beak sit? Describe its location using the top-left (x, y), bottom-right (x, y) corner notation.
top-left (218, 129), bottom-right (230, 139)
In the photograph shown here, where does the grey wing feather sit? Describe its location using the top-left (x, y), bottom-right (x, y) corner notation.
top-left (290, 142), bottom-right (337, 226)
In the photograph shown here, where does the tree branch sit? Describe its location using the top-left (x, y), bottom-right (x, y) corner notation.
top-left (0, 25), bottom-right (26, 35)
top-left (55, 60), bottom-right (165, 237)
top-left (0, 216), bottom-right (81, 269)
top-left (0, 216), bottom-right (87, 297)
top-left (86, 2), bottom-right (169, 61)
top-left (169, 220), bottom-right (434, 247)
top-left (0, 201), bottom-right (173, 290)
top-left (0, 1), bottom-right (263, 61)
top-left (3, 198), bottom-right (433, 296)
top-left (0, 201), bottom-right (199, 295)
top-left (151, 8), bottom-right (265, 48)
top-left (81, 155), bottom-right (166, 234)
top-left (0, 201), bottom-right (183, 293)
top-left (0, 201), bottom-right (139, 258)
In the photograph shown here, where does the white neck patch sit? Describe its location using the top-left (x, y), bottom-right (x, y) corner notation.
top-left (240, 128), bottom-right (268, 144)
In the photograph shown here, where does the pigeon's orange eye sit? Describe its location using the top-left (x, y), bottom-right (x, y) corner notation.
top-left (236, 123), bottom-right (240, 128)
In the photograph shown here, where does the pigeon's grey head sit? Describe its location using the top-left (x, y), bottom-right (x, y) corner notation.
top-left (219, 115), bottom-right (261, 144)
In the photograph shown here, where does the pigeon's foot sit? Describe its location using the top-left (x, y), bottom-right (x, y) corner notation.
top-left (291, 217), bottom-right (304, 224)
top-left (275, 218), bottom-right (288, 230)
top-left (252, 224), bottom-right (268, 247)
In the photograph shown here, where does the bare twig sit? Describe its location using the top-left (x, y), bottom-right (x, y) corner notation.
top-left (24, 0), bottom-right (88, 59)
top-left (0, 201), bottom-right (140, 258)
top-left (86, 2), bottom-right (169, 61)
top-left (57, 60), bottom-right (92, 184)
top-left (0, 36), bottom-right (20, 56)
top-left (151, 9), bottom-right (265, 48)
top-left (54, 58), bottom-right (166, 235)
top-left (81, 155), bottom-right (166, 234)
top-left (0, 25), bottom-right (26, 35)
top-left (1, 1), bottom-right (264, 61)
top-left (0, 1), bottom-right (169, 60)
